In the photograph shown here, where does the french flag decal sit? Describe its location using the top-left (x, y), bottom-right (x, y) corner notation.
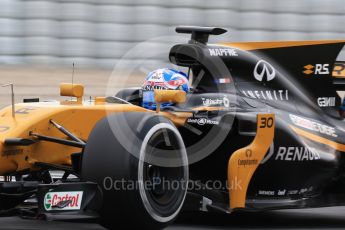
top-left (217, 78), bottom-right (231, 84)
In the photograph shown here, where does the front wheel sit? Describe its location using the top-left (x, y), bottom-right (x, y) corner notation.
top-left (82, 112), bottom-right (188, 229)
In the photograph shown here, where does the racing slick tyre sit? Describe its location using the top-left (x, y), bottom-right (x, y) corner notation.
top-left (82, 112), bottom-right (189, 230)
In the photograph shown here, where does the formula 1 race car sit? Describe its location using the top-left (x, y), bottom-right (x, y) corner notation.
top-left (1, 26), bottom-right (345, 229)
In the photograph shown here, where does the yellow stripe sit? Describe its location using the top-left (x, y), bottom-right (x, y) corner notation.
top-left (289, 125), bottom-right (345, 152)
top-left (219, 40), bottom-right (345, 51)
top-left (228, 114), bottom-right (275, 209)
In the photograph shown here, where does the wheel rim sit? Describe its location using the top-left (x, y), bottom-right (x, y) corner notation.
top-left (138, 123), bottom-right (188, 223)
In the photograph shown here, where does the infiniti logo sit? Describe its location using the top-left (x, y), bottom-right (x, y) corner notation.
top-left (253, 60), bottom-right (276, 82)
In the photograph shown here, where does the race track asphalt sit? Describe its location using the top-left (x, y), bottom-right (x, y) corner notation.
top-left (2, 206), bottom-right (345, 229)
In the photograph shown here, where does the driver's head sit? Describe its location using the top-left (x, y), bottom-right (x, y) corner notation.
top-left (141, 68), bottom-right (189, 110)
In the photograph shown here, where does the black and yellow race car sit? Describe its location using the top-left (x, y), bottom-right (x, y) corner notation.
top-left (1, 26), bottom-right (345, 229)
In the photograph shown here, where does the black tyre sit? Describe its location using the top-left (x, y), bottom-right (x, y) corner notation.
top-left (82, 112), bottom-right (188, 229)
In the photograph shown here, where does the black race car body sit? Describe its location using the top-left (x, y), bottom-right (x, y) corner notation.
top-left (164, 27), bottom-right (345, 211)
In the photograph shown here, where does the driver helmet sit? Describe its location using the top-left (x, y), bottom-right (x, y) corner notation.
top-left (142, 68), bottom-right (189, 110)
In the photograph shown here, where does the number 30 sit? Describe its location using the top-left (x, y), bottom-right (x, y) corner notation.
top-left (260, 117), bottom-right (273, 128)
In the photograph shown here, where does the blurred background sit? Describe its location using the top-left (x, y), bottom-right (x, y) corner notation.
top-left (0, 0), bottom-right (345, 106)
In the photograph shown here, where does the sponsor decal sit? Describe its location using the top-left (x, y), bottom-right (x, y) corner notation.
top-left (217, 78), bottom-right (231, 84)
top-left (143, 71), bottom-right (188, 91)
top-left (0, 125), bottom-right (10, 132)
top-left (277, 189), bottom-right (286, 196)
top-left (149, 72), bottom-right (163, 80)
top-left (245, 149), bottom-right (252, 158)
top-left (241, 90), bottom-right (289, 101)
top-left (299, 186), bottom-right (313, 195)
top-left (187, 118), bottom-right (219, 125)
top-left (303, 64), bottom-right (330, 75)
top-left (258, 190), bottom-right (275, 196)
top-left (201, 97), bottom-right (230, 107)
top-left (238, 149), bottom-right (259, 167)
top-left (289, 114), bottom-right (337, 137)
top-left (275, 146), bottom-right (321, 161)
top-left (142, 84), bottom-right (167, 91)
top-left (167, 78), bottom-right (186, 87)
top-left (303, 64), bottom-right (314, 75)
top-left (299, 188), bottom-right (308, 194)
top-left (287, 190), bottom-right (299, 195)
top-left (260, 188), bottom-right (312, 197)
top-left (317, 97), bottom-right (336, 107)
top-left (16, 107), bottom-right (37, 114)
top-left (287, 186), bottom-right (314, 195)
top-left (166, 74), bottom-right (189, 89)
top-left (2, 149), bottom-right (23, 156)
top-left (208, 48), bottom-right (238, 57)
top-left (44, 191), bottom-right (83, 211)
top-left (253, 60), bottom-right (276, 82)
top-left (333, 62), bottom-right (345, 78)
top-left (143, 70), bottom-right (166, 90)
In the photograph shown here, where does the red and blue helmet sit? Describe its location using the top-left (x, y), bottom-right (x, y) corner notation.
top-left (142, 68), bottom-right (189, 110)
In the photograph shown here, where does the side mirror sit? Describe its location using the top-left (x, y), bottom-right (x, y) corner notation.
top-left (154, 90), bottom-right (186, 112)
top-left (60, 83), bottom-right (84, 103)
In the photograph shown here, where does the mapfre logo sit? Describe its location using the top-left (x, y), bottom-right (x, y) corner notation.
top-left (253, 60), bottom-right (276, 82)
top-left (208, 48), bottom-right (238, 57)
top-left (303, 64), bottom-right (330, 75)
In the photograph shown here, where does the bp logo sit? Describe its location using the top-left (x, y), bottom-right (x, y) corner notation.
top-left (44, 191), bottom-right (83, 211)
